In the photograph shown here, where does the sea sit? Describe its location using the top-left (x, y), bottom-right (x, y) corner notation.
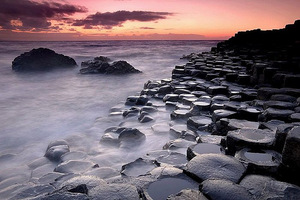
top-left (0, 40), bottom-right (218, 192)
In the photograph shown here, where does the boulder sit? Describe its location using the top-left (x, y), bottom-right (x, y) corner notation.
top-left (12, 48), bottom-right (76, 71)
top-left (185, 154), bottom-right (246, 183)
top-left (44, 140), bottom-right (70, 162)
top-left (80, 57), bottom-right (140, 74)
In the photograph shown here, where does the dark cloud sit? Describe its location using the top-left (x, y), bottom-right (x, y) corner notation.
top-left (140, 27), bottom-right (155, 30)
top-left (0, 0), bottom-right (87, 31)
top-left (72, 11), bottom-right (173, 29)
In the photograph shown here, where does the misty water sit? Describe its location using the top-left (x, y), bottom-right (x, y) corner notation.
top-left (0, 40), bottom-right (218, 190)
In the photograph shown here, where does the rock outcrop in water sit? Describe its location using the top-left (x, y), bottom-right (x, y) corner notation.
top-left (12, 48), bottom-right (77, 71)
top-left (80, 56), bottom-right (141, 74)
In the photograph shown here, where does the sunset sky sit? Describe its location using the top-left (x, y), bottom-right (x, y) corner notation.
top-left (1, 0), bottom-right (299, 41)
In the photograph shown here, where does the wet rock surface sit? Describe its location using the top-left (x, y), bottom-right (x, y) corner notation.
top-left (8, 20), bottom-right (300, 199)
top-left (240, 175), bottom-right (300, 199)
top-left (12, 48), bottom-right (77, 71)
top-left (200, 179), bottom-right (253, 200)
top-left (185, 154), bottom-right (246, 183)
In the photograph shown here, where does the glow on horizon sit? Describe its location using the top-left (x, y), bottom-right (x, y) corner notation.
top-left (0, 0), bottom-right (299, 41)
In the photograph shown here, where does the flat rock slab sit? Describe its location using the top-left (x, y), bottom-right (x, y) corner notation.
top-left (187, 143), bottom-right (224, 160)
top-left (167, 189), bottom-right (208, 200)
top-left (227, 128), bottom-right (275, 153)
top-left (290, 113), bottom-right (300, 122)
top-left (187, 116), bottom-right (212, 131)
top-left (270, 94), bottom-right (297, 102)
top-left (147, 177), bottom-right (198, 200)
top-left (185, 154), bottom-right (246, 183)
top-left (121, 158), bottom-right (158, 177)
top-left (151, 123), bottom-right (170, 134)
top-left (212, 109), bottom-right (237, 122)
top-left (263, 100), bottom-right (297, 110)
top-left (163, 139), bottom-right (196, 154)
top-left (235, 148), bottom-right (282, 174)
top-left (89, 183), bottom-right (140, 199)
top-left (200, 179), bottom-right (253, 200)
top-left (227, 119), bottom-right (260, 130)
top-left (240, 175), bottom-right (300, 199)
top-left (156, 152), bottom-right (187, 167)
top-left (262, 108), bottom-right (294, 122)
top-left (54, 160), bottom-right (97, 174)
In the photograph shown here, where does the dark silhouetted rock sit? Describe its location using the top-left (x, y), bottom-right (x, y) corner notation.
top-left (282, 126), bottom-right (300, 171)
top-left (12, 48), bottom-right (76, 71)
top-left (80, 57), bottom-right (140, 74)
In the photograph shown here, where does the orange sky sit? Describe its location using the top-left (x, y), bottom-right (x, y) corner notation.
top-left (0, 0), bottom-right (299, 40)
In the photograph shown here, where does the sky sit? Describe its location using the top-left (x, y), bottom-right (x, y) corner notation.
top-left (0, 0), bottom-right (299, 41)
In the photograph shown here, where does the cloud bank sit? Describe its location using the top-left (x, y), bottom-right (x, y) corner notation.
top-left (72, 11), bottom-right (173, 29)
top-left (0, 0), bottom-right (87, 31)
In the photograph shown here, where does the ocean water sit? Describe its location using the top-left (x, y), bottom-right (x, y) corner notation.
top-left (0, 40), bottom-right (218, 190)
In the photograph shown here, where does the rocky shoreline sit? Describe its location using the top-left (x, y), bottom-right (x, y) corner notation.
top-left (2, 21), bottom-right (300, 199)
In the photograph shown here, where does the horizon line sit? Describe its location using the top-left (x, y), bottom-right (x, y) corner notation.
top-left (0, 39), bottom-right (224, 42)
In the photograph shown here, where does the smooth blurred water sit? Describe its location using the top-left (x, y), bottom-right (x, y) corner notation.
top-left (0, 40), bottom-right (218, 174)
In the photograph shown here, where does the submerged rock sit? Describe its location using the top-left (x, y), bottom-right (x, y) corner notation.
top-left (12, 48), bottom-right (76, 71)
top-left (146, 177), bottom-right (198, 200)
top-left (44, 140), bottom-right (70, 162)
top-left (100, 127), bottom-right (146, 147)
top-left (121, 158), bottom-right (158, 177)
